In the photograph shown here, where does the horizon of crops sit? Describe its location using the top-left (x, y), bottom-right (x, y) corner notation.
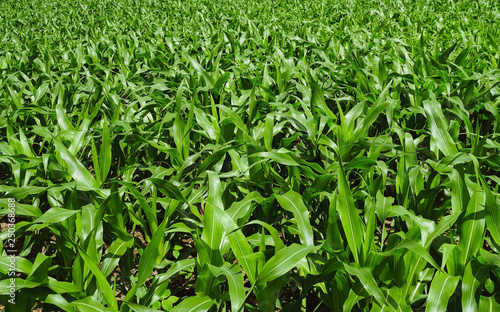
top-left (1, 0), bottom-right (500, 311)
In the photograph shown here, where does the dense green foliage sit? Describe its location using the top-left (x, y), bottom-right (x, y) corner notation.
top-left (1, 0), bottom-right (500, 311)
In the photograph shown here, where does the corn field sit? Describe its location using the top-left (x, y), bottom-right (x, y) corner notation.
top-left (1, 0), bottom-right (500, 311)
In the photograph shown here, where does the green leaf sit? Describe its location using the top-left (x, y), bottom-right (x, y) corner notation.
top-left (459, 188), bottom-right (485, 269)
top-left (101, 237), bottom-right (134, 277)
top-left (207, 263), bottom-right (245, 312)
top-left (256, 243), bottom-right (317, 285)
top-left (308, 70), bottom-right (335, 119)
top-left (69, 243), bottom-right (118, 309)
top-left (41, 293), bottom-right (76, 312)
top-left (148, 178), bottom-right (188, 203)
top-left (72, 297), bottom-right (116, 312)
top-left (275, 190), bottom-right (314, 246)
top-left (226, 191), bottom-right (264, 220)
top-left (478, 296), bottom-right (500, 312)
top-left (0, 256), bottom-right (33, 274)
top-left (345, 156), bottom-right (377, 170)
top-left (99, 118), bottom-right (112, 183)
top-left (197, 145), bottom-right (239, 174)
top-left (250, 151), bottom-right (299, 166)
top-left (423, 92), bottom-right (459, 156)
top-left (170, 296), bottom-right (213, 312)
top-left (124, 218), bottom-right (167, 302)
top-left (246, 220), bottom-right (286, 252)
top-left (35, 207), bottom-right (79, 224)
top-left (344, 264), bottom-right (393, 310)
top-left (479, 174), bottom-right (500, 247)
top-left (337, 158), bottom-right (365, 263)
top-left (480, 249), bottom-right (500, 268)
top-left (212, 206), bottom-right (257, 284)
top-left (187, 56), bottom-right (215, 88)
top-left (123, 302), bottom-right (163, 312)
top-left (119, 181), bottom-right (157, 232)
top-left (426, 271), bottom-right (460, 312)
top-left (462, 260), bottom-right (489, 312)
top-left (0, 278), bottom-right (40, 295)
top-left (200, 202), bottom-right (224, 266)
top-left (54, 138), bottom-right (97, 189)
